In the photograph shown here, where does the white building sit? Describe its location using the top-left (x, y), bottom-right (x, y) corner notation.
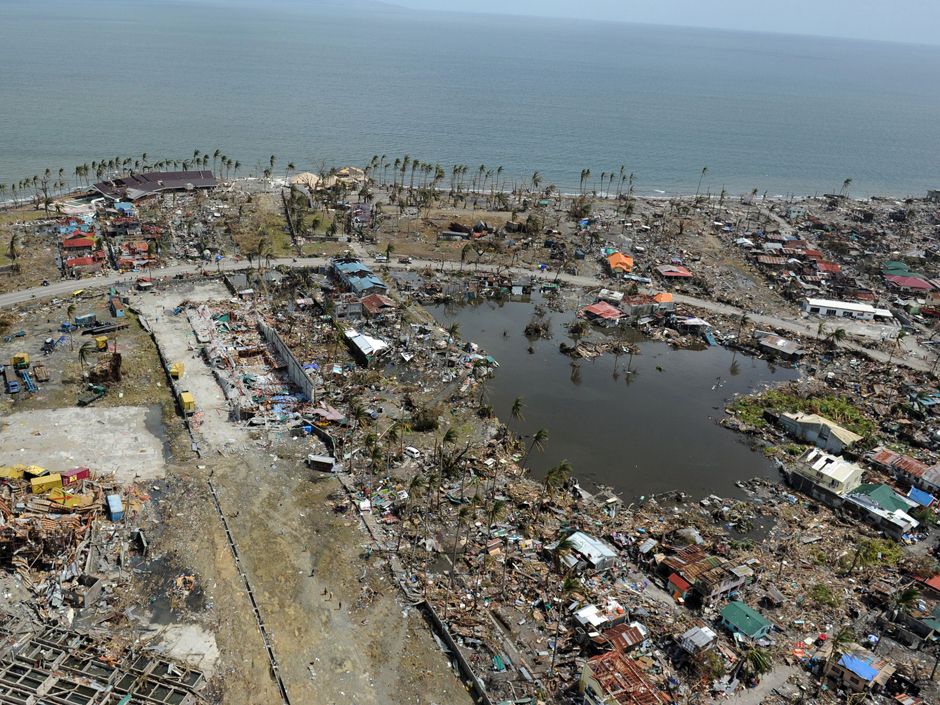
top-left (790, 448), bottom-right (864, 496)
top-left (802, 298), bottom-right (880, 321)
top-left (779, 412), bottom-right (863, 454)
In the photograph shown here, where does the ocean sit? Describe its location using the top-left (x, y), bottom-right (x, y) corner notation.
top-left (1, 0), bottom-right (939, 197)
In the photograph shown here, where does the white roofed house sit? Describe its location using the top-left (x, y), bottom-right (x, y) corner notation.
top-left (786, 447), bottom-right (865, 506)
top-left (553, 531), bottom-right (619, 573)
top-left (779, 412), bottom-right (863, 454)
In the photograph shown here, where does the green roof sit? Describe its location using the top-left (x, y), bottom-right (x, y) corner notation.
top-left (853, 483), bottom-right (911, 513)
top-left (720, 601), bottom-right (770, 638)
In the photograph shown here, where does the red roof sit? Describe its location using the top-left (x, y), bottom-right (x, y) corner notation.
top-left (360, 293), bottom-right (397, 315)
top-left (668, 573), bottom-right (691, 592)
top-left (66, 256), bottom-right (96, 267)
top-left (583, 301), bottom-right (624, 320)
top-left (886, 275), bottom-right (934, 291)
top-left (816, 261), bottom-right (841, 274)
top-left (586, 651), bottom-right (666, 705)
top-left (655, 264), bottom-right (692, 278)
top-left (922, 574), bottom-right (940, 594)
top-left (62, 237), bottom-right (95, 249)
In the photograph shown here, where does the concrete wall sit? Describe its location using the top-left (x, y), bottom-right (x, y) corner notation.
top-left (257, 320), bottom-right (313, 401)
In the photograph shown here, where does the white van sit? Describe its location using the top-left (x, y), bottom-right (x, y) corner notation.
top-left (404, 446), bottom-right (421, 459)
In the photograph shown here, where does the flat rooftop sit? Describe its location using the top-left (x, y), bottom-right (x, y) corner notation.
top-left (94, 170), bottom-right (217, 200)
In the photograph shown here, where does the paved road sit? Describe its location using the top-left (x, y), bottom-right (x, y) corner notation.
top-left (1, 255), bottom-right (932, 371)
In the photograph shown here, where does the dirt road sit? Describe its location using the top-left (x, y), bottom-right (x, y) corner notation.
top-left (1, 255), bottom-right (929, 371)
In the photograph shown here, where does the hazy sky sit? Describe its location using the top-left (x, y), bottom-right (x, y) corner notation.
top-left (395, 0), bottom-right (940, 45)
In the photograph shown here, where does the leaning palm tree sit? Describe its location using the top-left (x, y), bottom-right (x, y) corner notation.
top-left (696, 166), bottom-right (708, 198)
top-left (510, 397), bottom-right (525, 423)
top-left (78, 341), bottom-right (96, 371)
top-left (445, 322), bottom-right (460, 340)
top-left (522, 428), bottom-right (549, 469)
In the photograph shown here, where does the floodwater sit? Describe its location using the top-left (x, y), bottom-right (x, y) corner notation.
top-left (431, 298), bottom-right (799, 500)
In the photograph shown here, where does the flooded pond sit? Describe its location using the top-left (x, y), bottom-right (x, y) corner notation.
top-left (430, 298), bottom-right (799, 500)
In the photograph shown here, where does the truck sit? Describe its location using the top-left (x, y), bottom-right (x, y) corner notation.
top-left (169, 362), bottom-right (185, 379)
top-left (11, 353), bottom-right (29, 370)
top-left (95, 335), bottom-right (108, 351)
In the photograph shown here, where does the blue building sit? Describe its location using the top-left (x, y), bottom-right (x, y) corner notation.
top-left (332, 258), bottom-right (387, 296)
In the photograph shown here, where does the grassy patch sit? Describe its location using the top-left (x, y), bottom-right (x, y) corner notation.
top-left (729, 389), bottom-right (876, 437)
top-left (809, 582), bottom-right (841, 608)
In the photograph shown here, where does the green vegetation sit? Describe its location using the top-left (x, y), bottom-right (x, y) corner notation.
top-left (728, 389), bottom-right (876, 437)
top-left (763, 443), bottom-right (804, 458)
top-left (809, 583), bottom-right (841, 608)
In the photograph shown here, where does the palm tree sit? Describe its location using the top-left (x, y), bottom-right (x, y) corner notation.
top-left (445, 322), bottom-right (460, 340)
top-left (78, 341), bottom-right (96, 371)
top-left (739, 647), bottom-right (772, 683)
top-left (286, 162), bottom-right (296, 178)
top-left (510, 397), bottom-right (524, 424)
top-left (384, 241), bottom-right (394, 261)
top-left (522, 428), bottom-right (549, 469)
top-left (696, 166), bottom-right (708, 198)
top-left (6, 232), bottom-right (18, 262)
top-left (549, 571), bottom-right (582, 674)
top-left (888, 329), bottom-right (907, 364)
top-left (840, 177), bottom-right (852, 198)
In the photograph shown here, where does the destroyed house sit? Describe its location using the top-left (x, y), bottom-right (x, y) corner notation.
top-left (360, 293), bottom-right (397, 317)
top-left (343, 328), bottom-right (390, 367)
top-left (844, 483), bottom-right (919, 539)
top-left (556, 531), bottom-right (618, 572)
top-left (660, 545), bottom-right (746, 605)
top-left (867, 448), bottom-right (940, 495)
top-left (824, 647), bottom-right (895, 692)
top-left (789, 448), bottom-right (864, 499)
top-left (756, 334), bottom-right (805, 361)
top-left (94, 170), bottom-right (217, 200)
top-left (332, 259), bottom-right (387, 296)
top-left (581, 301), bottom-right (624, 327)
top-left (779, 412), bottom-right (862, 453)
top-left (580, 650), bottom-right (666, 705)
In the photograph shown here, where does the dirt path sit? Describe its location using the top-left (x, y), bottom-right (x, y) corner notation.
top-left (723, 665), bottom-right (799, 705)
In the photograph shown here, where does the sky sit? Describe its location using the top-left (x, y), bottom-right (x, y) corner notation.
top-left (395, 0), bottom-right (940, 45)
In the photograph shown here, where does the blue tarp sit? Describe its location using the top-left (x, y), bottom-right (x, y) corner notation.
top-left (838, 654), bottom-right (878, 682)
top-left (908, 486), bottom-right (935, 507)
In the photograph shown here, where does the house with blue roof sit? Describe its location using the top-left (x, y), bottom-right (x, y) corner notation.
top-left (824, 646), bottom-right (895, 693)
top-left (332, 258), bottom-right (387, 296)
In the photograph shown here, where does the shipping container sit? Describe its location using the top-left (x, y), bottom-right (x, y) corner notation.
top-left (179, 391), bottom-right (196, 414)
top-left (0, 466), bottom-right (25, 480)
top-left (24, 465), bottom-right (48, 479)
top-left (107, 494), bottom-right (124, 521)
top-left (61, 467), bottom-right (91, 487)
top-left (31, 473), bottom-right (63, 494)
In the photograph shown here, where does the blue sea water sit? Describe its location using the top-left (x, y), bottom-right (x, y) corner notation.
top-left (1, 0), bottom-right (939, 196)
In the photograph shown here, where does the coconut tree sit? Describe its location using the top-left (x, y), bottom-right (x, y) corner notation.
top-left (696, 166), bottom-right (708, 198)
top-left (739, 647), bottom-right (772, 683)
top-left (549, 571), bottom-right (582, 675)
top-left (445, 322), bottom-right (460, 340)
top-left (510, 396), bottom-right (525, 424)
top-left (878, 584), bottom-right (920, 644)
top-left (384, 241), bottom-right (394, 261)
top-left (522, 428), bottom-right (549, 469)
top-left (77, 340), bottom-right (96, 371)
